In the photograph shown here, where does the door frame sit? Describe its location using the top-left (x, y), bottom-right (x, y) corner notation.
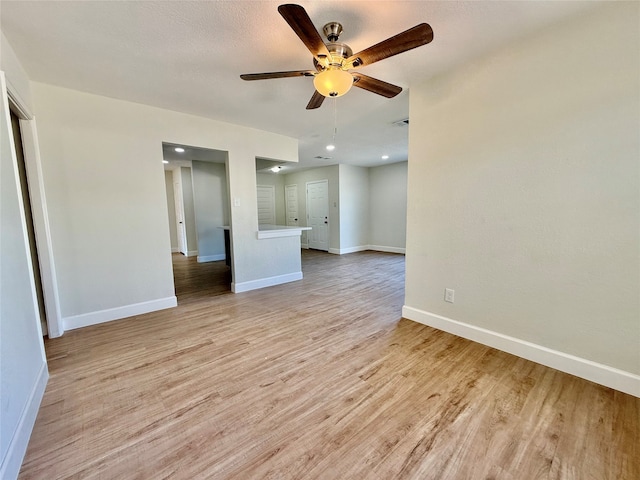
top-left (6, 84), bottom-right (64, 338)
top-left (172, 170), bottom-right (188, 255)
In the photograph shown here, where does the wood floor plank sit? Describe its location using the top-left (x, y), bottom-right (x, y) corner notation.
top-left (19, 250), bottom-right (639, 479)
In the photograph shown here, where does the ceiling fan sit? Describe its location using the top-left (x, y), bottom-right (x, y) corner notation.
top-left (240, 4), bottom-right (434, 109)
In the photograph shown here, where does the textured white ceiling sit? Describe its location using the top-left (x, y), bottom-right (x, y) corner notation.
top-left (1, 0), bottom-right (596, 170)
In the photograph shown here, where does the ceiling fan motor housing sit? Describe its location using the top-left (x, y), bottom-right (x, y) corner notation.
top-left (314, 42), bottom-right (353, 71)
top-left (323, 22), bottom-right (343, 42)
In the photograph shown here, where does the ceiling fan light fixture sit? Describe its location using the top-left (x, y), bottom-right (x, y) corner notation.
top-left (313, 69), bottom-right (353, 98)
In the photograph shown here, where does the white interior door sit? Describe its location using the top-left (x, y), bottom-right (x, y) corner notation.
top-left (306, 180), bottom-right (329, 251)
top-left (173, 176), bottom-right (187, 255)
top-left (285, 184), bottom-right (299, 226)
top-left (257, 185), bottom-right (276, 225)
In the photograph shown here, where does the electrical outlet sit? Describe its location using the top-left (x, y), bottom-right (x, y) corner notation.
top-left (444, 288), bottom-right (455, 303)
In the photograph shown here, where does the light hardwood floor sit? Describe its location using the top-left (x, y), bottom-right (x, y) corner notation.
top-left (20, 250), bottom-right (639, 479)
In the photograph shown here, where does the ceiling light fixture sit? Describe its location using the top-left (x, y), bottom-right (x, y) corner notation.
top-left (174, 147), bottom-right (185, 153)
top-left (313, 69), bottom-right (353, 98)
top-left (381, 155), bottom-right (389, 160)
top-left (163, 160), bottom-right (169, 164)
top-left (326, 144), bottom-right (335, 151)
top-left (270, 166), bottom-right (282, 173)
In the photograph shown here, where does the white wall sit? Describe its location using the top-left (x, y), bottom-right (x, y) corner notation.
top-left (404, 2), bottom-right (639, 395)
top-left (369, 162), bottom-right (407, 252)
top-left (337, 164), bottom-right (369, 253)
top-left (192, 160), bottom-right (229, 261)
top-left (256, 172), bottom-right (286, 225)
top-left (164, 170), bottom-right (178, 252)
top-left (31, 82), bottom-right (299, 327)
top-left (282, 166), bottom-right (340, 250)
top-left (0, 35), bottom-right (48, 480)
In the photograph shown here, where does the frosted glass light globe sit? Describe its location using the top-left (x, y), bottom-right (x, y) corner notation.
top-left (313, 69), bottom-right (353, 97)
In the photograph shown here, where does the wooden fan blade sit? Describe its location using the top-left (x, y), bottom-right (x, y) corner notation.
top-left (240, 70), bottom-right (315, 80)
top-left (278, 4), bottom-right (331, 61)
top-left (306, 90), bottom-right (325, 109)
top-left (351, 73), bottom-right (402, 98)
top-left (347, 23), bottom-right (433, 68)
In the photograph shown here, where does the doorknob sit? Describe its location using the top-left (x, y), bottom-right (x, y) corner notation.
top-left (294, 218), bottom-right (298, 221)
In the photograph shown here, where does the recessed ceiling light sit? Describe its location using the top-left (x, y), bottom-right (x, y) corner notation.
top-left (174, 147), bottom-right (185, 153)
top-left (163, 160), bottom-right (169, 164)
top-left (326, 144), bottom-right (335, 151)
top-left (381, 155), bottom-right (389, 160)
top-left (270, 166), bottom-right (281, 173)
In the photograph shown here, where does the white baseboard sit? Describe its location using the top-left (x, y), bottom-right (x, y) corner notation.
top-left (0, 362), bottom-right (48, 480)
top-left (301, 244), bottom-right (309, 249)
top-left (329, 246), bottom-right (368, 255)
top-left (64, 296), bottom-right (178, 331)
top-left (186, 250), bottom-right (198, 257)
top-left (368, 245), bottom-right (406, 254)
top-left (197, 254), bottom-right (225, 263)
top-left (402, 306), bottom-right (640, 398)
top-left (232, 271), bottom-right (303, 293)
top-left (171, 247), bottom-right (179, 253)
top-left (328, 245), bottom-right (406, 255)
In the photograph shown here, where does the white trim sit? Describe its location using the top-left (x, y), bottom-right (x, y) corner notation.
top-left (367, 245), bottom-right (406, 254)
top-left (185, 250), bottom-right (198, 257)
top-left (329, 246), bottom-right (367, 255)
top-left (402, 306), bottom-right (640, 398)
top-left (6, 87), bottom-right (31, 119)
top-left (232, 271), bottom-right (303, 293)
top-left (197, 254), bottom-right (225, 263)
top-left (64, 296), bottom-right (177, 331)
top-left (171, 247), bottom-right (179, 253)
top-left (257, 226), bottom-right (310, 239)
top-left (6, 78), bottom-right (64, 338)
top-left (18, 118), bottom-right (64, 338)
top-left (0, 363), bottom-right (48, 480)
top-left (328, 245), bottom-right (406, 255)
top-left (341, 246), bottom-right (368, 254)
top-left (301, 244), bottom-right (309, 249)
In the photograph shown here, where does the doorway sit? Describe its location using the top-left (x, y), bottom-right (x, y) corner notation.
top-left (306, 179), bottom-right (329, 251)
top-left (162, 142), bottom-right (232, 303)
top-left (10, 108), bottom-right (47, 334)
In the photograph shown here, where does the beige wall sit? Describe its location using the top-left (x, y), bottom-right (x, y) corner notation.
top-left (369, 161), bottom-right (407, 251)
top-left (192, 160), bottom-right (229, 260)
top-left (404, 2), bottom-right (639, 391)
top-left (31, 82), bottom-right (298, 322)
top-left (338, 164), bottom-right (370, 252)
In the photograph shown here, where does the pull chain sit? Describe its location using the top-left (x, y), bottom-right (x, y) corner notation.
top-left (331, 97), bottom-right (338, 147)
